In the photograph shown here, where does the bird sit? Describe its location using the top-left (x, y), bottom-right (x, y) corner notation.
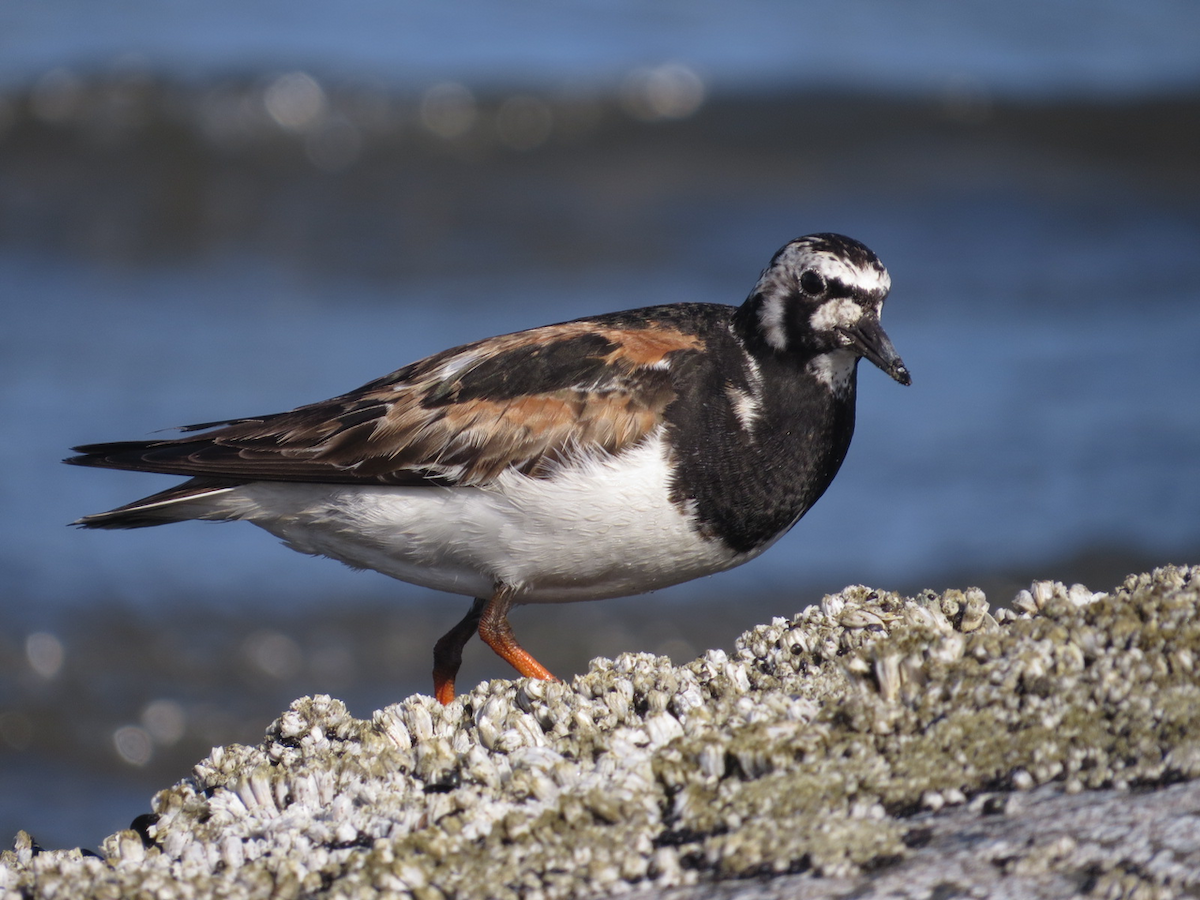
top-left (66, 233), bottom-right (910, 705)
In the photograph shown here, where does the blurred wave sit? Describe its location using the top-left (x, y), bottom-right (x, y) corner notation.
top-left (3, 72), bottom-right (1197, 270)
top-left (3, 0), bottom-right (1200, 96)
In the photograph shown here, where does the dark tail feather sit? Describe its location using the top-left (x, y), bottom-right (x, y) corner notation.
top-left (65, 440), bottom-right (188, 474)
top-left (72, 478), bottom-right (241, 529)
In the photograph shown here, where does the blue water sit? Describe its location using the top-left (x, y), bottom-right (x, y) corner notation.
top-left (3, 0), bottom-right (1200, 96)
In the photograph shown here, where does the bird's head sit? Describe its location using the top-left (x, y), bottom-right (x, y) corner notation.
top-left (742, 233), bottom-right (910, 386)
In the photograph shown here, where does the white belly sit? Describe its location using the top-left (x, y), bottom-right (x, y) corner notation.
top-left (208, 435), bottom-right (755, 603)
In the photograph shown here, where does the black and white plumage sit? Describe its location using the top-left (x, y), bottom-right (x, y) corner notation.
top-left (67, 233), bottom-right (910, 703)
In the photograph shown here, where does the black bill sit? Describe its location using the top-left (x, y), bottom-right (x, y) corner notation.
top-left (838, 319), bottom-right (911, 386)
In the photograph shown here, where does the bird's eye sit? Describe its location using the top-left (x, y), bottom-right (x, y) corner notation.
top-left (799, 270), bottom-right (826, 295)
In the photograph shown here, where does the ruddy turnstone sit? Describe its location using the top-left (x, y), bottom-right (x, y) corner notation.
top-left (67, 233), bottom-right (909, 704)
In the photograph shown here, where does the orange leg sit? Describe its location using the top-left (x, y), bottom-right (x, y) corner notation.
top-left (478, 585), bottom-right (557, 683)
top-left (431, 587), bottom-right (557, 705)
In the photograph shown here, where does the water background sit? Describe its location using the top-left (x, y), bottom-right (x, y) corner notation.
top-left (1, 0), bottom-right (1199, 850)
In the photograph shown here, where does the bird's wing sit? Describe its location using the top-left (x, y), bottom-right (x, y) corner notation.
top-left (67, 318), bottom-right (705, 486)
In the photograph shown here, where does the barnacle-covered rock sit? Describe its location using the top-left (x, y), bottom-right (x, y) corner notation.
top-left (3, 566), bottom-right (1200, 899)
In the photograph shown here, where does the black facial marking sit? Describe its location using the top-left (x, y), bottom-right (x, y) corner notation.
top-left (827, 277), bottom-right (850, 297)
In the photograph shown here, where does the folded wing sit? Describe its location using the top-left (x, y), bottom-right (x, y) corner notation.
top-left (67, 319), bottom-right (704, 489)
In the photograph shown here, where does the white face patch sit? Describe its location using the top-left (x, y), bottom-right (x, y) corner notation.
top-left (758, 294), bottom-right (788, 351)
top-left (809, 298), bottom-right (863, 333)
top-left (806, 349), bottom-right (858, 391)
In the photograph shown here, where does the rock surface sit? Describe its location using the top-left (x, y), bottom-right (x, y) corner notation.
top-left (3, 566), bottom-right (1200, 899)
